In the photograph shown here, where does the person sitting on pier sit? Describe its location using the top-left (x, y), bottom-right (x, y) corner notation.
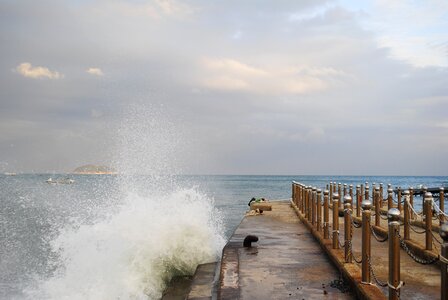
top-left (248, 197), bottom-right (266, 206)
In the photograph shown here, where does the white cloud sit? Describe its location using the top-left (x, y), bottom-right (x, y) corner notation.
top-left (200, 58), bottom-right (349, 94)
top-left (14, 62), bottom-right (62, 79)
top-left (86, 67), bottom-right (104, 76)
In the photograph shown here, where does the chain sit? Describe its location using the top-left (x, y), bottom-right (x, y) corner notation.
top-left (367, 256), bottom-right (388, 287)
top-left (398, 232), bottom-right (439, 265)
top-left (348, 213), bottom-right (363, 263)
top-left (370, 224), bottom-right (388, 242)
top-left (347, 239), bottom-right (363, 263)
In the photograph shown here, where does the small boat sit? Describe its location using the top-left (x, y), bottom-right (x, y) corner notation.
top-left (46, 178), bottom-right (57, 184)
top-left (4, 172), bottom-right (17, 176)
top-left (46, 177), bottom-right (75, 184)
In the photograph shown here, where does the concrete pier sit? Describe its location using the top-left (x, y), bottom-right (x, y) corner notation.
top-left (218, 201), bottom-right (354, 299)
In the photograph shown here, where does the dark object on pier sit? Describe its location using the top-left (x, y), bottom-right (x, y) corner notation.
top-left (243, 235), bottom-right (259, 247)
top-left (393, 187), bottom-right (448, 197)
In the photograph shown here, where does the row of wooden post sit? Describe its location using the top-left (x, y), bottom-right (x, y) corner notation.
top-left (292, 182), bottom-right (448, 300)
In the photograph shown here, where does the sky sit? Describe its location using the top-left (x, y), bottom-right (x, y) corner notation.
top-left (0, 0), bottom-right (447, 175)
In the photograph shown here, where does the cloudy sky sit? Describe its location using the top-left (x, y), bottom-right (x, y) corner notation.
top-left (0, 0), bottom-right (447, 175)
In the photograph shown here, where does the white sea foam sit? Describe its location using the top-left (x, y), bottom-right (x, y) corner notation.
top-left (27, 188), bottom-right (224, 300)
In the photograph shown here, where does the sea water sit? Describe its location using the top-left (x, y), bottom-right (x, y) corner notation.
top-left (1, 174), bottom-right (447, 299)
top-left (1, 105), bottom-right (447, 299)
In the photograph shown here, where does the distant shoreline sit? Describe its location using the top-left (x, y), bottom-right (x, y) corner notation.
top-left (72, 172), bottom-right (118, 175)
top-left (72, 164), bottom-right (117, 175)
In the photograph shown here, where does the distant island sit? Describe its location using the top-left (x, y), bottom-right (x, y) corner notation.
top-left (72, 165), bottom-right (117, 175)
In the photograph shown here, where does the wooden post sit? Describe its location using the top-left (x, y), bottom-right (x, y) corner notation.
top-left (440, 187), bottom-right (445, 225)
top-left (375, 186), bottom-right (381, 227)
top-left (324, 190), bottom-right (330, 239)
top-left (356, 185), bottom-right (361, 217)
top-left (361, 184), bottom-right (365, 202)
top-left (329, 182), bottom-right (333, 210)
top-left (349, 184), bottom-right (353, 207)
top-left (312, 187), bottom-right (317, 225)
top-left (403, 190), bottom-right (410, 240)
top-left (440, 223), bottom-right (448, 300)
top-left (424, 192), bottom-right (433, 251)
top-left (362, 199), bottom-right (372, 284)
top-left (422, 186), bottom-right (428, 210)
top-left (388, 208), bottom-right (401, 300)
top-left (333, 193), bottom-right (340, 249)
top-left (344, 195), bottom-right (352, 263)
top-left (365, 183), bottom-right (370, 202)
top-left (380, 183), bottom-right (384, 206)
top-left (338, 183), bottom-right (342, 209)
top-left (317, 189), bottom-right (322, 232)
top-left (388, 187), bottom-right (394, 210)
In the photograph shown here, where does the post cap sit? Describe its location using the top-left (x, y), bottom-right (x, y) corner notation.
top-left (362, 200), bottom-right (372, 210)
top-left (403, 190), bottom-right (410, 196)
top-left (388, 184), bottom-right (392, 188)
top-left (324, 189), bottom-right (329, 195)
top-left (388, 208), bottom-right (401, 222)
top-left (440, 187), bottom-right (444, 192)
top-left (344, 183), bottom-right (347, 187)
top-left (312, 187), bottom-right (317, 191)
top-left (424, 192), bottom-right (433, 201)
top-left (344, 194), bottom-right (352, 204)
top-left (388, 187), bottom-right (393, 194)
top-left (333, 192), bottom-right (340, 200)
top-left (440, 223), bottom-right (448, 242)
top-left (317, 189), bottom-right (322, 193)
top-left (409, 186), bottom-right (414, 190)
top-left (375, 186), bottom-right (380, 191)
top-left (356, 184), bottom-right (360, 188)
top-left (380, 183), bottom-right (383, 187)
top-left (423, 186), bottom-right (428, 191)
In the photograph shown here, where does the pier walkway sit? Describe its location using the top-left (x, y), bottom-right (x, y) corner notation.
top-left (218, 201), bottom-right (354, 299)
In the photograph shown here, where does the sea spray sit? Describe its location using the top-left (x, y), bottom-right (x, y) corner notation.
top-left (27, 188), bottom-right (224, 300)
top-left (26, 104), bottom-right (225, 299)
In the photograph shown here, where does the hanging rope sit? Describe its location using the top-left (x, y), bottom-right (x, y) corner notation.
top-left (370, 224), bottom-right (388, 242)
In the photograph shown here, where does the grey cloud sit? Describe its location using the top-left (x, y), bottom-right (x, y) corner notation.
top-left (0, 0), bottom-right (447, 174)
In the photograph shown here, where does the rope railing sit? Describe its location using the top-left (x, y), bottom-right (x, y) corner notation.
top-left (291, 180), bottom-right (448, 299)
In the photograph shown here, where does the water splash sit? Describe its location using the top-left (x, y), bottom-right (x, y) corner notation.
top-left (26, 104), bottom-right (225, 299)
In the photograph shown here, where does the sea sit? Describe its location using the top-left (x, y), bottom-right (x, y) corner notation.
top-left (1, 173), bottom-right (447, 300)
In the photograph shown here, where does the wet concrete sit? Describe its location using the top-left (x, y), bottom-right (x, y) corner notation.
top-left (188, 262), bottom-right (217, 300)
top-left (218, 201), bottom-right (354, 299)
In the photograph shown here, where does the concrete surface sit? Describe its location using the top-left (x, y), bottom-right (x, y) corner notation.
top-left (218, 201), bottom-right (355, 299)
